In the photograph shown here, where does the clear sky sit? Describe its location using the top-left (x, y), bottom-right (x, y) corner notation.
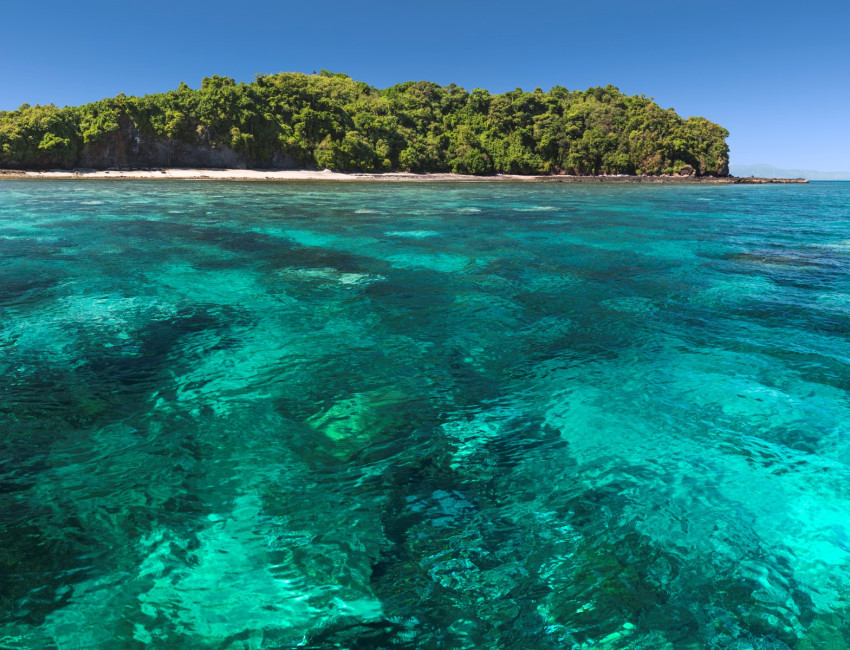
top-left (2, 0), bottom-right (847, 170)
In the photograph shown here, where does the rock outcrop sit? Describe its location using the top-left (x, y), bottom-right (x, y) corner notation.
top-left (73, 118), bottom-right (298, 170)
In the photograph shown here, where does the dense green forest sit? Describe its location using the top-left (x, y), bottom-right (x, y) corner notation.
top-left (0, 71), bottom-right (729, 175)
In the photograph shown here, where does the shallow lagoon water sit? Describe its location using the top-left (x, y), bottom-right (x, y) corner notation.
top-left (1, 180), bottom-right (849, 648)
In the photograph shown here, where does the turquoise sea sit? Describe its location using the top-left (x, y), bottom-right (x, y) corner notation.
top-left (1, 180), bottom-right (849, 649)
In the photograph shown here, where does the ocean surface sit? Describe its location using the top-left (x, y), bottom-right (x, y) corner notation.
top-left (1, 180), bottom-right (848, 649)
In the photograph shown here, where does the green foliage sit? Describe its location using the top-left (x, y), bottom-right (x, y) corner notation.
top-left (0, 103), bottom-right (79, 165)
top-left (0, 72), bottom-right (730, 175)
top-left (79, 98), bottom-right (121, 145)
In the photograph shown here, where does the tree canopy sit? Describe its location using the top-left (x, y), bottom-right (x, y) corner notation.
top-left (0, 71), bottom-right (729, 175)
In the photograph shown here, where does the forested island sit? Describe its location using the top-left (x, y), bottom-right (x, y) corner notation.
top-left (0, 71), bottom-right (730, 176)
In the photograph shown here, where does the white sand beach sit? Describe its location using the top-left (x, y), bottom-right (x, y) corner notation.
top-left (2, 168), bottom-right (520, 182)
top-left (0, 169), bottom-right (804, 183)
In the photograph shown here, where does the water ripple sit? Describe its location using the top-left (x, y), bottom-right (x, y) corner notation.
top-left (0, 181), bottom-right (848, 648)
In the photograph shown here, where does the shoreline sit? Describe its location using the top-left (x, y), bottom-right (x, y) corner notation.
top-left (0, 168), bottom-right (808, 183)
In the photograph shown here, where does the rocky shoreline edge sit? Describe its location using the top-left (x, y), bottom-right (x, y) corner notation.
top-left (0, 168), bottom-right (808, 183)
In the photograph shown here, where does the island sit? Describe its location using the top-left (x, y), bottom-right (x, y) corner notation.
top-left (0, 70), bottom-right (743, 178)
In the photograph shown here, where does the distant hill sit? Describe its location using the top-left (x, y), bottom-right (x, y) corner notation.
top-left (0, 71), bottom-right (730, 176)
top-left (731, 163), bottom-right (850, 181)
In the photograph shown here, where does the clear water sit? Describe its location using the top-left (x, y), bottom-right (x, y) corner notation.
top-left (1, 180), bottom-right (849, 649)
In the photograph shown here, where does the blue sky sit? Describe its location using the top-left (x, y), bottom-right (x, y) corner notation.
top-left (2, 0), bottom-right (847, 170)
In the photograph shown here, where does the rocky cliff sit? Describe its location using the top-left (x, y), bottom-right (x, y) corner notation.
top-left (73, 117), bottom-right (297, 170)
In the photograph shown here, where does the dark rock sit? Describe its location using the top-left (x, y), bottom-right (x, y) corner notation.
top-left (73, 116), bottom-right (300, 170)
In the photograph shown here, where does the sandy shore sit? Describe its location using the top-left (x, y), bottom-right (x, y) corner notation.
top-left (0, 168), bottom-right (807, 183)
